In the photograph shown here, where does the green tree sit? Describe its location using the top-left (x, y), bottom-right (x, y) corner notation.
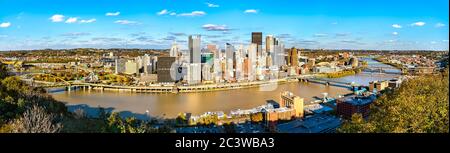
top-left (176, 113), bottom-right (187, 125)
top-left (0, 63), bottom-right (8, 79)
top-left (250, 112), bottom-right (264, 123)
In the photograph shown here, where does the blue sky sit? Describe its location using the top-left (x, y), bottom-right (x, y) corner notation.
top-left (0, 0), bottom-right (448, 50)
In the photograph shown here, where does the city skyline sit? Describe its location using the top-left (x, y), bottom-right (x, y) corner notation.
top-left (0, 0), bottom-right (449, 51)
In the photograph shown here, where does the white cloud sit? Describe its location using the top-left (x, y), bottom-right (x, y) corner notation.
top-left (392, 24), bottom-right (402, 28)
top-left (178, 11), bottom-right (206, 17)
top-left (65, 17), bottom-right (78, 23)
top-left (49, 14), bottom-right (64, 22)
top-left (206, 3), bottom-right (219, 8)
top-left (202, 24), bottom-right (231, 31)
top-left (105, 12), bottom-right (120, 16)
top-left (313, 33), bottom-right (328, 37)
top-left (392, 32), bottom-right (398, 35)
top-left (385, 39), bottom-right (397, 43)
top-left (80, 18), bottom-right (96, 23)
top-left (430, 41), bottom-right (437, 44)
top-left (0, 22), bottom-right (11, 28)
top-left (157, 9), bottom-right (169, 15)
top-left (60, 32), bottom-right (91, 37)
top-left (331, 22), bottom-right (338, 25)
top-left (0, 35), bottom-right (7, 37)
top-left (443, 40), bottom-right (449, 42)
top-left (435, 23), bottom-right (445, 28)
top-left (115, 20), bottom-right (139, 25)
top-left (169, 12), bottom-right (177, 16)
top-left (411, 21), bottom-right (426, 26)
top-left (244, 9), bottom-right (258, 14)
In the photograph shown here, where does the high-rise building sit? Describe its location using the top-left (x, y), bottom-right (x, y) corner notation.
top-left (251, 32), bottom-right (263, 56)
top-left (265, 35), bottom-right (274, 53)
top-left (243, 59), bottom-right (249, 79)
top-left (157, 57), bottom-right (178, 83)
top-left (252, 32), bottom-right (263, 46)
top-left (115, 58), bottom-right (127, 74)
top-left (247, 43), bottom-right (258, 81)
top-left (135, 56), bottom-right (143, 73)
top-left (201, 63), bottom-right (213, 82)
top-left (186, 63), bottom-right (201, 84)
top-left (225, 43), bottom-right (235, 81)
top-left (235, 45), bottom-right (245, 81)
top-left (125, 60), bottom-right (138, 75)
top-left (213, 58), bottom-right (223, 83)
top-left (143, 54), bottom-right (152, 74)
top-left (201, 52), bottom-right (214, 65)
top-left (288, 47), bottom-right (298, 67)
top-left (280, 91), bottom-right (304, 118)
top-left (189, 35), bottom-right (201, 64)
top-left (170, 42), bottom-right (180, 58)
top-left (151, 56), bottom-right (158, 74)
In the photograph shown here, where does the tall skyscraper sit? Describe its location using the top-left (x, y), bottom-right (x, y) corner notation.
top-left (187, 63), bottom-right (201, 84)
top-left (213, 56), bottom-right (222, 82)
top-left (265, 35), bottom-right (274, 53)
top-left (252, 32), bottom-right (263, 46)
top-left (235, 45), bottom-right (245, 81)
top-left (170, 42), bottom-right (180, 58)
top-left (247, 43), bottom-right (258, 81)
top-left (289, 47), bottom-right (298, 66)
top-left (201, 63), bottom-right (213, 81)
top-left (143, 54), bottom-right (152, 74)
top-left (125, 60), bottom-right (138, 75)
top-left (187, 35), bottom-right (201, 84)
top-left (115, 58), bottom-right (127, 74)
top-left (135, 56), bottom-right (143, 73)
top-left (273, 40), bottom-right (285, 67)
top-left (189, 35), bottom-right (201, 64)
top-left (225, 43), bottom-right (235, 81)
top-left (157, 57), bottom-right (180, 83)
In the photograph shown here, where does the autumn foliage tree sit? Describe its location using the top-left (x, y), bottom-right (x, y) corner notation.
top-left (11, 105), bottom-right (62, 133)
top-left (338, 69), bottom-right (449, 133)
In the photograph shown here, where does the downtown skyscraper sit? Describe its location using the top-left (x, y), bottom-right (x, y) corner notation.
top-left (189, 35), bottom-right (201, 64)
top-left (187, 35), bottom-right (202, 84)
top-left (251, 32), bottom-right (263, 57)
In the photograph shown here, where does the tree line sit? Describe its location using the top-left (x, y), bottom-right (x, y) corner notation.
top-left (338, 68), bottom-right (449, 133)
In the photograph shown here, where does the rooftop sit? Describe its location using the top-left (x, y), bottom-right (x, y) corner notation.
top-left (339, 94), bottom-right (376, 106)
top-left (276, 114), bottom-right (341, 133)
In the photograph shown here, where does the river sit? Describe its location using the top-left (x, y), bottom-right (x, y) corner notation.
top-left (50, 58), bottom-right (401, 119)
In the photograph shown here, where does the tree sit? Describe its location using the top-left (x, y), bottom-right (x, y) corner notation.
top-left (0, 63), bottom-right (8, 79)
top-left (223, 122), bottom-right (237, 133)
top-left (1, 76), bottom-right (27, 93)
top-left (11, 105), bottom-right (62, 133)
top-left (176, 113), bottom-right (187, 125)
top-left (337, 114), bottom-right (374, 133)
top-left (250, 112), bottom-right (264, 123)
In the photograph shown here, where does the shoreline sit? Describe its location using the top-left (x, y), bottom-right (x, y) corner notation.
top-left (42, 75), bottom-right (318, 94)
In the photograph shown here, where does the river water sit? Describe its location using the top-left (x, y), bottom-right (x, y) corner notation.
top-left (50, 58), bottom-right (400, 118)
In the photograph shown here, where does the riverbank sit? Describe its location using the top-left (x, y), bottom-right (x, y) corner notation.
top-left (42, 75), bottom-right (313, 94)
